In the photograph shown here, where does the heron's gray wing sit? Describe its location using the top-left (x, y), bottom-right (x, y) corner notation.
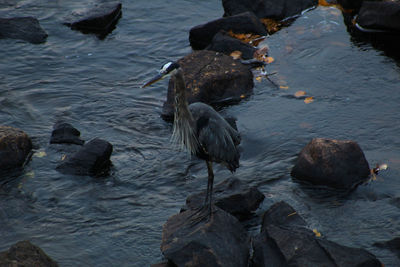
top-left (197, 116), bottom-right (240, 172)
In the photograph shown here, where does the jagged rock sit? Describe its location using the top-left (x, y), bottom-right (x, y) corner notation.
top-left (64, 2), bottom-right (122, 38)
top-left (291, 138), bottom-right (370, 189)
top-left (161, 50), bottom-right (254, 120)
top-left (252, 201), bottom-right (382, 266)
top-left (161, 207), bottom-right (250, 267)
top-left (222, 0), bottom-right (317, 20)
top-left (357, 1), bottom-right (400, 33)
top-left (0, 240), bottom-right (58, 267)
top-left (189, 11), bottom-right (267, 50)
top-left (0, 17), bottom-right (47, 44)
top-left (56, 138), bottom-right (112, 176)
top-left (374, 237), bottom-right (400, 258)
top-left (50, 122), bottom-right (84, 145)
top-left (0, 126), bottom-right (32, 171)
top-left (206, 31), bottom-right (257, 59)
top-left (184, 178), bottom-right (265, 221)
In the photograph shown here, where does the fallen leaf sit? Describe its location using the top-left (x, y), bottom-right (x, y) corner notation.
top-left (34, 151), bottom-right (47, 158)
top-left (294, 91), bottom-right (306, 97)
top-left (313, 229), bottom-right (322, 237)
top-left (261, 18), bottom-right (282, 34)
top-left (280, 85), bottom-right (289, 89)
top-left (240, 94), bottom-right (246, 99)
top-left (25, 171), bottom-right (35, 178)
top-left (264, 56), bottom-right (275, 64)
top-left (256, 76), bottom-right (262, 82)
top-left (227, 30), bottom-right (264, 46)
top-left (61, 154), bottom-right (67, 161)
top-left (304, 97), bottom-right (314, 104)
top-left (287, 211), bottom-right (297, 217)
top-left (253, 46), bottom-right (269, 61)
top-left (230, 50), bottom-right (242, 60)
top-left (372, 163), bottom-right (388, 174)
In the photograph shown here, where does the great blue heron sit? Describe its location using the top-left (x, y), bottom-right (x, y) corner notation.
top-left (142, 62), bottom-right (241, 216)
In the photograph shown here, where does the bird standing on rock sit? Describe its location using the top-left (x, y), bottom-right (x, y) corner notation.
top-left (142, 62), bottom-right (241, 216)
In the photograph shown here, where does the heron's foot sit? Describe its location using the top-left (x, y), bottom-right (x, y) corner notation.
top-left (188, 204), bottom-right (214, 226)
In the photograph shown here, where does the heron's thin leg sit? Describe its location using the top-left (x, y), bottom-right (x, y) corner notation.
top-left (205, 161), bottom-right (214, 216)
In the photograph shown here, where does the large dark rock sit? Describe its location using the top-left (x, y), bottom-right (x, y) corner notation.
top-left (0, 240), bottom-right (58, 267)
top-left (0, 126), bottom-right (32, 171)
top-left (291, 138), bottom-right (370, 189)
top-left (206, 31), bottom-right (257, 60)
top-left (161, 50), bottom-right (254, 120)
top-left (0, 17), bottom-right (47, 44)
top-left (336, 0), bottom-right (366, 12)
top-left (374, 237), bottom-right (400, 258)
top-left (189, 11), bottom-right (267, 50)
top-left (64, 2), bottom-right (122, 38)
top-left (161, 207), bottom-right (250, 267)
top-left (252, 201), bottom-right (382, 266)
top-left (222, 0), bottom-right (317, 21)
top-left (56, 138), bottom-right (112, 176)
top-left (184, 178), bottom-right (265, 221)
top-left (356, 1), bottom-right (400, 33)
top-left (50, 122), bottom-right (84, 145)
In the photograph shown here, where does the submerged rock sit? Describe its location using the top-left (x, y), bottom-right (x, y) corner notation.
top-left (356, 1), bottom-right (400, 33)
top-left (56, 138), bottom-right (112, 176)
top-left (0, 126), bottom-right (32, 171)
top-left (161, 207), bottom-right (250, 266)
top-left (64, 2), bottom-right (122, 38)
top-left (0, 17), bottom-right (47, 44)
top-left (374, 237), bottom-right (400, 258)
top-left (184, 178), bottom-right (265, 221)
top-left (291, 138), bottom-right (370, 189)
top-left (161, 50), bottom-right (254, 120)
top-left (189, 11), bottom-right (267, 50)
top-left (222, 0), bottom-right (317, 20)
top-left (50, 122), bottom-right (84, 145)
top-left (0, 240), bottom-right (58, 267)
top-left (206, 31), bottom-right (257, 60)
top-left (252, 201), bottom-right (382, 266)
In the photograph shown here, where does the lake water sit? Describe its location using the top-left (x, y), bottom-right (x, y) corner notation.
top-left (1, 0), bottom-right (400, 266)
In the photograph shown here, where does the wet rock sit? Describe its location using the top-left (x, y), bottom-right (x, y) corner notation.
top-left (161, 207), bottom-right (250, 266)
top-left (150, 261), bottom-right (173, 267)
top-left (374, 237), bottom-right (400, 258)
top-left (162, 50), bottom-right (254, 120)
top-left (222, 0), bottom-right (317, 21)
top-left (0, 17), bottom-right (47, 44)
top-left (252, 201), bottom-right (382, 266)
top-left (336, 0), bottom-right (365, 12)
top-left (0, 126), bottom-right (32, 171)
top-left (206, 31), bottom-right (257, 60)
top-left (64, 2), bottom-right (122, 39)
top-left (184, 178), bottom-right (265, 221)
top-left (189, 11), bottom-right (267, 50)
top-left (50, 122), bottom-right (84, 145)
top-left (0, 240), bottom-right (58, 267)
top-left (291, 138), bottom-right (370, 189)
top-left (56, 138), bottom-right (112, 176)
top-left (356, 1), bottom-right (400, 33)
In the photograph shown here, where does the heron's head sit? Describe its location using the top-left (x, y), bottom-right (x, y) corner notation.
top-left (141, 62), bottom-right (181, 88)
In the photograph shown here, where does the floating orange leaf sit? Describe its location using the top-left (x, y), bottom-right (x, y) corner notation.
top-left (280, 85), bottom-right (289, 90)
top-left (287, 211), bottom-right (297, 217)
top-left (240, 94), bottom-right (246, 99)
top-left (294, 91), bottom-right (306, 97)
top-left (304, 97), bottom-right (314, 104)
top-left (313, 229), bottom-right (322, 237)
top-left (264, 56), bottom-right (274, 64)
top-left (230, 50), bottom-right (242, 60)
top-left (256, 76), bottom-right (262, 82)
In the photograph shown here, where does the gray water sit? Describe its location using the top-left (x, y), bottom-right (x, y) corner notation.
top-left (1, 0), bottom-right (400, 266)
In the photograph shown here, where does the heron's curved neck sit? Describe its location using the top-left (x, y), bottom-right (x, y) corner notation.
top-left (173, 69), bottom-right (194, 125)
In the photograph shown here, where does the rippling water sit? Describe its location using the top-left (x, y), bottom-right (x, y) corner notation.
top-left (1, 0), bottom-right (400, 266)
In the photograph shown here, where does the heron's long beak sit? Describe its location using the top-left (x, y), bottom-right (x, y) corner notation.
top-left (141, 73), bottom-right (165, 88)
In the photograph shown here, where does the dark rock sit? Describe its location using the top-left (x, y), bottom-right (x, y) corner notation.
top-left (374, 237), bottom-right (400, 258)
top-left (50, 122), bottom-right (84, 145)
top-left (336, 0), bottom-right (365, 12)
top-left (189, 11), bottom-right (267, 50)
top-left (150, 261), bottom-right (173, 267)
top-left (0, 126), bottom-right (32, 171)
top-left (206, 31), bottom-right (257, 60)
top-left (184, 178), bottom-right (265, 221)
top-left (56, 138), bottom-right (112, 176)
top-left (161, 207), bottom-right (250, 266)
top-left (222, 0), bottom-right (317, 21)
top-left (291, 138), bottom-right (370, 189)
top-left (357, 1), bottom-right (400, 33)
top-left (0, 240), bottom-right (58, 267)
top-left (0, 17), bottom-right (47, 44)
top-left (252, 201), bottom-right (382, 266)
top-left (161, 50), bottom-right (254, 120)
top-left (64, 2), bottom-right (122, 39)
